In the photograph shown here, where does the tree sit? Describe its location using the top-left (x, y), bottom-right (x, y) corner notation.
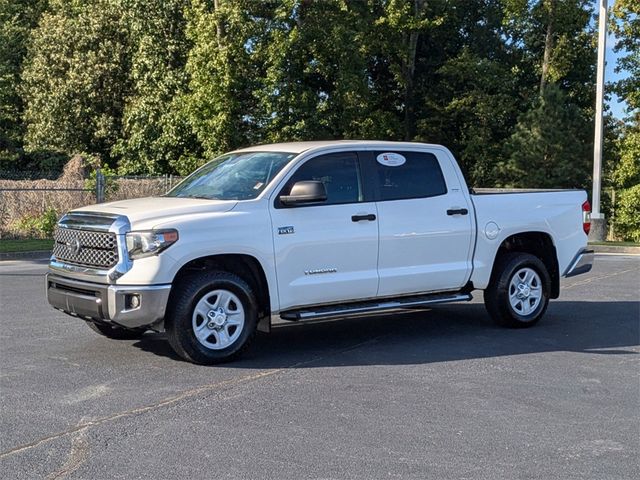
top-left (257, 0), bottom-right (386, 142)
top-left (0, 0), bottom-right (47, 168)
top-left (540, 0), bottom-right (556, 94)
top-left (374, 0), bottom-right (431, 140)
top-left (2, 0), bottom-right (602, 186)
top-left (503, 0), bottom-right (595, 106)
top-left (607, 0), bottom-right (639, 240)
top-left (502, 84), bottom-right (591, 188)
top-left (112, 0), bottom-right (197, 174)
top-left (612, 125), bottom-right (640, 189)
top-left (181, 0), bottom-right (264, 163)
top-left (21, 0), bottom-right (131, 165)
top-left (610, 0), bottom-right (639, 116)
top-left (413, 0), bottom-right (523, 185)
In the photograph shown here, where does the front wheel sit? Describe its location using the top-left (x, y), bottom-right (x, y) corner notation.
top-left (165, 271), bottom-right (258, 364)
top-left (485, 252), bottom-right (550, 328)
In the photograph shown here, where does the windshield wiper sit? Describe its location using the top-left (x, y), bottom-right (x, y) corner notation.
top-left (182, 194), bottom-right (219, 200)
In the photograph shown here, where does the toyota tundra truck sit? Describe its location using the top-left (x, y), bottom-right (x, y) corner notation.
top-left (46, 141), bottom-right (594, 364)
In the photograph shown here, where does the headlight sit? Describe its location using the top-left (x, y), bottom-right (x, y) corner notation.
top-left (125, 229), bottom-right (179, 259)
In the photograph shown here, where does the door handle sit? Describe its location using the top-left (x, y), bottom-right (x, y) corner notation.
top-left (351, 214), bottom-right (376, 222)
top-left (446, 208), bottom-right (468, 216)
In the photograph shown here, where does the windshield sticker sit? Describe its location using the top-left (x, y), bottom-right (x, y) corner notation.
top-left (253, 182), bottom-right (264, 190)
top-left (376, 152), bottom-right (406, 167)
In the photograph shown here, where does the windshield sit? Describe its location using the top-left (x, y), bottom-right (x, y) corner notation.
top-left (166, 151), bottom-right (297, 200)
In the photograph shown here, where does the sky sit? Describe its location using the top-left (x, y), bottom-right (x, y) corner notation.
top-left (605, 0), bottom-right (630, 120)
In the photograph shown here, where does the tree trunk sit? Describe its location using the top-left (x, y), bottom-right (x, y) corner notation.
top-left (403, 0), bottom-right (427, 141)
top-left (213, 0), bottom-right (225, 47)
top-left (540, 0), bottom-right (555, 95)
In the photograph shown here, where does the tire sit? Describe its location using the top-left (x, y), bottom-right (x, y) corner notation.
top-left (86, 321), bottom-right (147, 340)
top-left (485, 252), bottom-right (550, 328)
top-left (165, 271), bottom-right (258, 364)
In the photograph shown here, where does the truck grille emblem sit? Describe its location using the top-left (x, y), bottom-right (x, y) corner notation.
top-left (66, 237), bottom-right (82, 255)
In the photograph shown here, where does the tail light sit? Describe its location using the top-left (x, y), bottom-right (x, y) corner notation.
top-left (582, 200), bottom-right (591, 235)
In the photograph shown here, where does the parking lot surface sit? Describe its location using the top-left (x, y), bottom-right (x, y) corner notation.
top-left (1, 254), bottom-right (639, 479)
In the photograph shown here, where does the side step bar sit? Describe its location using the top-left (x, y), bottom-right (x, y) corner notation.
top-left (280, 292), bottom-right (472, 321)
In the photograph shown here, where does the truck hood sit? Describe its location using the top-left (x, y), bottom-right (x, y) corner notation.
top-left (73, 196), bottom-right (238, 226)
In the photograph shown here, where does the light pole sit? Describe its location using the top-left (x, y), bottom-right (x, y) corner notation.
top-left (590, 0), bottom-right (608, 241)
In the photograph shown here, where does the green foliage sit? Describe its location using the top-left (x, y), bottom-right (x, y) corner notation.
top-left (113, 0), bottom-right (198, 175)
top-left (181, 0), bottom-right (265, 160)
top-left (84, 163), bottom-right (119, 197)
top-left (22, 0), bottom-right (131, 164)
top-left (613, 184), bottom-right (640, 242)
top-left (612, 125), bottom-right (640, 189)
top-left (610, 123), bottom-right (640, 242)
top-left (0, 0), bottom-right (632, 201)
top-left (14, 207), bottom-right (58, 238)
top-left (0, 0), bottom-right (47, 166)
top-left (502, 84), bottom-right (591, 188)
top-left (257, 1), bottom-right (389, 142)
top-left (611, 0), bottom-right (640, 115)
top-left (0, 238), bottom-right (54, 252)
top-left (503, 0), bottom-right (595, 103)
top-left (0, 149), bottom-right (69, 173)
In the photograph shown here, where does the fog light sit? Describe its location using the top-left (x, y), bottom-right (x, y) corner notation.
top-left (126, 294), bottom-right (140, 310)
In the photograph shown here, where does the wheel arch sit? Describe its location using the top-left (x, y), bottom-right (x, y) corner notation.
top-left (171, 254), bottom-right (272, 322)
top-left (489, 231), bottom-right (560, 299)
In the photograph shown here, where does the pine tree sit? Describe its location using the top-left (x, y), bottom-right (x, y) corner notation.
top-left (503, 84), bottom-right (591, 189)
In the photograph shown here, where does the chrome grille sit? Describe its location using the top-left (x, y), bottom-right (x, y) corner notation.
top-left (53, 227), bottom-right (118, 268)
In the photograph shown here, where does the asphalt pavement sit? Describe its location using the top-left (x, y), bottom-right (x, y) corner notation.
top-left (0, 254), bottom-right (638, 479)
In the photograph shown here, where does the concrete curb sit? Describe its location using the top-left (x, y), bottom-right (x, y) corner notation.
top-left (0, 250), bottom-right (51, 261)
top-left (590, 244), bottom-right (640, 255)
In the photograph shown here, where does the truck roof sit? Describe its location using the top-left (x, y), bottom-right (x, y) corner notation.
top-left (234, 140), bottom-right (443, 154)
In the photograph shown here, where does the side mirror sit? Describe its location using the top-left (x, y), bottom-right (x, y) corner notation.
top-left (280, 180), bottom-right (327, 206)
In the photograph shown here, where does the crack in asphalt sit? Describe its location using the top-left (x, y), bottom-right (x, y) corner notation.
top-left (0, 336), bottom-right (382, 464)
top-left (0, 369), bottom-right (283, 460)
top-left (563, 267), bottom-right (639, 290)
top-left (46, 422), bottom-right (90, 480)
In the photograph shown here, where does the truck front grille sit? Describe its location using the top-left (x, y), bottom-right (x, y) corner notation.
top-left (53, 227), bottom-right (119, 268)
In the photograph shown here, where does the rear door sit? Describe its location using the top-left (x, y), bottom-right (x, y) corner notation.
top-left (371, 149), bottom-right (474, 297)
top-left (269, 151), bottom-right (379, 310)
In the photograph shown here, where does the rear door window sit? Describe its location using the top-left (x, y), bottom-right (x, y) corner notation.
top-left (374, 151), bottom-right (447, 201)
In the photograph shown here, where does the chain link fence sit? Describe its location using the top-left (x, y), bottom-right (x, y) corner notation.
top-left (0, 170), bottom-right (633, 241)
top-left (0, 171), bottom-right (183, 239)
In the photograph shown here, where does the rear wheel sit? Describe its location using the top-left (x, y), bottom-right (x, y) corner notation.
top-left (86, 321), bottom-right (147, 340)
top-left (165, 271), bottom-right (258, 364)
top-left (485, 252), bottom-right (550, 328)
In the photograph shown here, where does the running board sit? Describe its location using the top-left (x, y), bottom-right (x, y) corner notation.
top-left (280, 292), bottom-right (472, 321)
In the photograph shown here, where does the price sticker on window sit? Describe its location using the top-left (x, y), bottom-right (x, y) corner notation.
top-left (376, 152), bottom-right (406, 167)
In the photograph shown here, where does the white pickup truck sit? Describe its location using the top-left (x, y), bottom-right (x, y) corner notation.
top-left (47, 141), bottom-right (594, 364)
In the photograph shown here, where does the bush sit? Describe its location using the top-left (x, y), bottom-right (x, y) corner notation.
top-left (14, 207), bottom-right (59, 238)
top-left (0, 150), bottom-right (69, 174)
top-left (84, 164), bottom-right (119, 198)
top-left (613, 185), bottom-right (640, 242)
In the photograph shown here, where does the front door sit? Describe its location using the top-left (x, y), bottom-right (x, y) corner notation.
top-left (270, 152), bottom-right (379, 311)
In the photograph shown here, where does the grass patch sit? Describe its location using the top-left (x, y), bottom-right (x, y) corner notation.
top-left (0, 238), bottom-right (54, 253)
top-left (589, 241), bottom-right (640, 247)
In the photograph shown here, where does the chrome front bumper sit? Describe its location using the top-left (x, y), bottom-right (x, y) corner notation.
top-left (563, 249), bottom-right (594, 278)
top-left (46, 273), bottom-right (171, 329)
